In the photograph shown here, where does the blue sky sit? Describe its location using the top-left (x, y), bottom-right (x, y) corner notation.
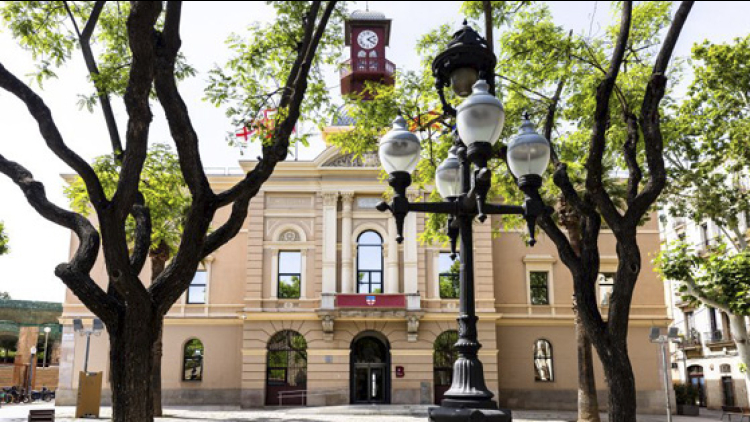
top-left (0, 1), bottom-right (749, 302)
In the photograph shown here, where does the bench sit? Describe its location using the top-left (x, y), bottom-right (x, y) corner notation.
top-left (28, 409), bottom-right (54, 422)
top-left (722, 406), bottom-right (750, 422)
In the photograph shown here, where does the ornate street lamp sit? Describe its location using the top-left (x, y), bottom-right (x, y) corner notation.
top-left (378, 23), bottom-right (552, 422)
top-left (432, 21), bottom-right (497, 116)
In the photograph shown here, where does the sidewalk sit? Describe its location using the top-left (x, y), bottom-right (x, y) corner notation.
top-left (0, 403), bottom-right (725, 421)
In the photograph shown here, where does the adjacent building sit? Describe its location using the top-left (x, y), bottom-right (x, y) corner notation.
top-left (662, 215), bottom-right (750, 409)
top-left (56, 9), bottom-right (673, 413)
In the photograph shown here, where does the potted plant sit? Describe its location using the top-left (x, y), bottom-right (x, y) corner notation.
top-left (674, 382), bottom-right (700, 416)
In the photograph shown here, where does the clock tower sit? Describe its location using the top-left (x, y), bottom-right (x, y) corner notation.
top-left (340, 9), bottom-right (394, 98)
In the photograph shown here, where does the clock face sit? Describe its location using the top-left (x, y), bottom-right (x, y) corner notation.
top-left (357, 30), bottom-right (379, 50)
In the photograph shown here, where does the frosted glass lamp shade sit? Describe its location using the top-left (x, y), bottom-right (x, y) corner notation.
top-left (507, 116), bottom-right (551, 178)
top-left (456, 80), bottom-right (505, 146)
top-left (436, 150), bottom-right (462, 198)
top-left (379, 116), bottom-right (421, 175)
top-left (450, 67), bottom-right (479, 97)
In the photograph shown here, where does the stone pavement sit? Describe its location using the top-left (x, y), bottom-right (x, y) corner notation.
top-left (0, 403), bottom-right (726, 421)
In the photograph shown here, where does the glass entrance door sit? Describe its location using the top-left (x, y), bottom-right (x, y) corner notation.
top-left (351, 335), bottom-right (390, 404)
top-left (354, 364), bottom-right (386, 403)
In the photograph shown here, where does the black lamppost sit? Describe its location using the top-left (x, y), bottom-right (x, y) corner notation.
top-left (376, 23), bottom-right (552, 422)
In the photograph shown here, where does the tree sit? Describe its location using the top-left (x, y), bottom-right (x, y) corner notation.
top-left (0, 2), bottom-right (338, 421)
top-left (657, 34), bottom-right (750, 405)
top-left (0, 221), bottom-right (8, 256)
top-left (65, 143), bottom-right (190, 416)
top-left (0, 292), bottom-right (10, 300)
top-left (328, 2), bottom-right (692, 420)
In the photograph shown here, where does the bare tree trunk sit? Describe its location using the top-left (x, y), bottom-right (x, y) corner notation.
top-left (561, 198), bottom-right (601, 421)
top-left (109, 310), bottom-right (159, 422)
top-left (576, 310), bottom-right (601, 421)
top-left (150, 241), bottom-right (169, 417)
top-left (728, 314), bottom-right (750, 406)
top-left (601, 345), bottom-right (637, 422)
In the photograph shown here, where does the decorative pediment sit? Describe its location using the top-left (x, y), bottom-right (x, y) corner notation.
top-left (322, 151), bottom-right (380, 168)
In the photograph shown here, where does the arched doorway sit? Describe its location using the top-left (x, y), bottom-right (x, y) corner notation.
top-left (688, 365), bottom-right (706, 407)
top-left (266, 330), bottom-right (307, 406)
top-left (433, 330), bottom-right (458, 404)
top-left (350, 332), bottom-right (390, 404)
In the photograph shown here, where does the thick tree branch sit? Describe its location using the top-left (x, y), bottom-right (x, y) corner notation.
top-left (0, 62), bottom-right (107, 208)
top-left (129, 192), bottom-right (152, 275)
top-left (111, 1), bottom-right (161, 220)
top-left (622, 112), bottom-right (641, 205)
top-left (628, 1), bottom-right (694, 221)
top-left (154, 1), bottom-right (212, 201)
top-left (584, 1), bottom-right (632, 232)
top-left (0, 153), bottom-right (119, 322)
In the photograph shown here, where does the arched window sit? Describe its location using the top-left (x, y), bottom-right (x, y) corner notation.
top-left (433, 330), bottom-right (459, 404)
top-left (357, 231), bottom-right (383, 293)
top-left (357, 50), bottom-right (367, 70)
top-left (182, 339), bottom-right (204, 381)
top-left (534, 339), bottom-right (553, 382)
top-left (266, 331), bottom-right (307, 405)
top-left (720, 364), bottom-right (732, 374)
top-left (368, 50), bottom-right (378, 70)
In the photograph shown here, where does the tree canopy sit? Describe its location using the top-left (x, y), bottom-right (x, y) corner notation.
top-left (0, 221), bottom-right (8, 256)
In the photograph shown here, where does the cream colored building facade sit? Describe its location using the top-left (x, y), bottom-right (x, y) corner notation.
top-left (56, 145), bottom-right (672, 412)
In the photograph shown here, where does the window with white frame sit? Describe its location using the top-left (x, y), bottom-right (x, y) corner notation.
top-left (187, 270), bottom-right (207, 304)
top-left (529, 271), bottom-right (550, 305)
top-left (357, 231), bottom-right (383, 294)
top-left (523, 255), bottom-right (555, 306)
top-left (278, 251), bottom-right (302, 299)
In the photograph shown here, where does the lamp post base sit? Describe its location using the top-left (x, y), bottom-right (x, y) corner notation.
top-left (428, 399), bottom-right (512, 422)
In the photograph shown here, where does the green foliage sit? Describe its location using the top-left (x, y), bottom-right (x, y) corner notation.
top-left (65, 144), bottom-right (190, 253)
top-left (1, 2), bottom-right (196, 108)
top-left (0, 221), bottom-right (8, 256)
top-left (662, 35), bottom-right (750, 234)
top-left (657, 243), bottom-right (750, 316)
top-left (204, 1), bottom-right (346, 148)
top-left (673, 382), bottom-right (700, 406)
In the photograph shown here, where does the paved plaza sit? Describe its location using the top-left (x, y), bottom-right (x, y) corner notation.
top-left (0, 403), bottom-right (726, 422)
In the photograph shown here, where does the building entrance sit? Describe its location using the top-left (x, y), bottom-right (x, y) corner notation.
top-left (351, 334), bottom-right (390, 404)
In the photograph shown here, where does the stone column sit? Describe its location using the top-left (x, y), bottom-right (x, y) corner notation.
top-left (386, 217), bottom-right (400, 293)
top-left (340, 192), bottom-right (355, 293)
top-left (321, 192), bottom-right (339, 294)
top-left (404, 191), bottom-right (420, 295)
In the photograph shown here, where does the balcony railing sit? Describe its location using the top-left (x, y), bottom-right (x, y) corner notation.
top-left (340, 58), bottom-right (396, 78)
top-left (703, 330), bottom-right (731, 344)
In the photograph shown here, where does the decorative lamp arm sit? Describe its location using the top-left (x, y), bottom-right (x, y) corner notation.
top-left (518, 174), bottom-right (552, 246)
top-left (376, 171), bottom-right (413, 244)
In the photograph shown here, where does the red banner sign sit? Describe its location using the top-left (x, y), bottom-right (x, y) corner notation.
top-left (336, 294), bottom-right (406, 309)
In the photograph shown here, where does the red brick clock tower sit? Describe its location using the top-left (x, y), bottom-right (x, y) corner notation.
top-left (340, 9), bottom-right (394, 98)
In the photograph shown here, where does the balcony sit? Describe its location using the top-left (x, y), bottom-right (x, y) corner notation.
top-left (317, 293), bottom-right (423, 342)
top-left (703, 330), bottom-right (735, 348)
top-left (339, 58), bottom-right (396, 78)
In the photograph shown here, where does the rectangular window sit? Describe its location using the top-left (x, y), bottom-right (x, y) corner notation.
top-left (439, 252), bottom-right (460, 299)
top-left (278, 251), bottom-right (302, 299)
top-left (701, 223), bottom-right (710, 248)
top-left (187, 271), bottom-right (207, 304)
top-left (598, 273), bottom-right (615, 306)
top-left (529, 271), bottom-right (549, 305)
